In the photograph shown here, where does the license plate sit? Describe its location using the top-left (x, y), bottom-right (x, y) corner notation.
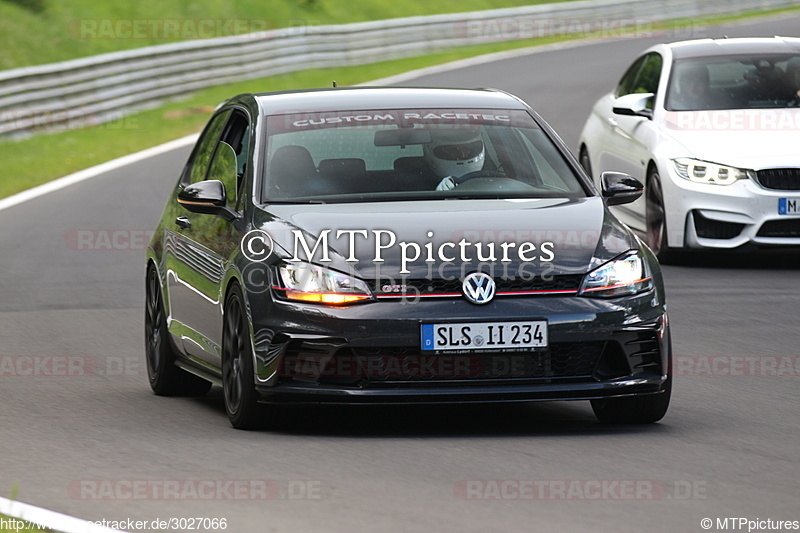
top-left (778, 198), bottom-right (800, 215)
top-left (421, 321), bottom-right (548, 352)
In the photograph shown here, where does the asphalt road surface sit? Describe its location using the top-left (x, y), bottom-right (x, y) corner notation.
top-left (1, 13), bottom-right (799, 533)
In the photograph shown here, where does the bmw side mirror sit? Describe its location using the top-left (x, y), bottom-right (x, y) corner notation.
top-left (601, 171), bottom-right (643, 206)
top-left (177, 180), bottom-right (239, 221)
top-left (612, 92), bottom-right (654, 119)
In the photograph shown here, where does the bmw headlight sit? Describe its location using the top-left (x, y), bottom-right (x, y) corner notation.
top-left (672, 158), bottom-right (748, 186)
top-left (580, 252), bottom-right (652, 298)
top-left (276, 262), bottom-right (373, 305)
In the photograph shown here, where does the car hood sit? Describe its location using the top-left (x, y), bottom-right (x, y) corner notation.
top-left (254, 197), bottom-right (635, 280)
top-left (662, 109), bottom-right (800, 169)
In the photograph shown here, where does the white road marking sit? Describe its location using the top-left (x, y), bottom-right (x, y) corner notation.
top-left (0, 496), bottom-right (123, 533)
top-left (0, 134), bottom-right (198, 213)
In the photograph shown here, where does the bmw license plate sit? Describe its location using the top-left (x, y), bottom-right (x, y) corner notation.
top-left (778, 198), bottom-right (800, 215)
top-left (421, 321), bottom-right (547, 352)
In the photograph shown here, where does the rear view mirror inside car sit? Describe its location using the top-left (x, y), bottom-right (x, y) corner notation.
top-left (374, 128), bottom-right (432, 147)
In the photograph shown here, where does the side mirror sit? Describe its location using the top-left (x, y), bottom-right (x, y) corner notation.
top-left (601, 171), bottom-right (644, 206)
top-left (177, 142), bottom-right (241, 221)
top-left (612, 92), bottom-right (654, 119)
top-left (177, 180), bottom-right (239, 221)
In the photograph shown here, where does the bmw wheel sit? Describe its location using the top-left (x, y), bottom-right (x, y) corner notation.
top-left (579, 146), bottom-right (593, 180)
top-left (145, 267), bottom-right (212, 396)
top-left (645, 167), bottom-right (675, 262)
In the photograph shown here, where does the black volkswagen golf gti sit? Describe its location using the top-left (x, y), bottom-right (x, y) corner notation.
top-left (145, 87), bottom-right (671, 429)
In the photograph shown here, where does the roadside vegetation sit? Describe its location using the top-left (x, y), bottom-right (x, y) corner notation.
top-left (0, 4), bottom-right (798, 199)
top-left (0, 0), bottom-right (569, 70)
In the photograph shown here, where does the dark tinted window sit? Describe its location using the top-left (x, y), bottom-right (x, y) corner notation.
top-left (617, 53), bottom-right (663, 104)
top-left (635, 54), bottom-right (663, 95)
top-left (215, 110), bottom-right (250, 209)
top-left (616, 55), bottom-right (647, 97)
top-left (186, 110), bottom-right (230, 185)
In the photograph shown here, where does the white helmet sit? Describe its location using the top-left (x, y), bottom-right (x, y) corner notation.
top-left (423, 128), bottom-right (485, 178)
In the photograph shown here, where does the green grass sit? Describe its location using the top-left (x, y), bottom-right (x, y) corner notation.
top-left (0, 0), bottom-right (570, 70)
top-left (0, 35), bottom-right (569, 199)
top-left (1, 5), bottom-right (799, 200)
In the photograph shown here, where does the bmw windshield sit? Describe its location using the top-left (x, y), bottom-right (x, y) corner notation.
top-left (260, 108), bottom-right (588, 203)
top-left (666, 54), bottom-right (800, 111)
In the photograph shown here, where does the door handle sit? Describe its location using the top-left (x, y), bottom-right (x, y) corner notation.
top-left (607, 117), bottom-right (618, 128)
top-left (176, 217), bottom-right (191, 229)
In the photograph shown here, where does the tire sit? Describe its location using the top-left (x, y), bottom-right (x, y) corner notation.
top-left (645, 167), bottom-right (677, 263)
top-left (591, 330), bottom-right (672, 424)
top-left (145, 267), bottom-right (212, 396)
top-left (222, 284), bottom-right (275, 429)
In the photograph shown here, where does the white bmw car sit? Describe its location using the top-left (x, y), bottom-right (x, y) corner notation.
top-left (579, 37), bottom-right (800, 258)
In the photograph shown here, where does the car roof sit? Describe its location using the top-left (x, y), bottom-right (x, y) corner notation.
top-left (251, 87), bottom-right (529, 115)
top-left (666, 36), bottom-right (800, 59)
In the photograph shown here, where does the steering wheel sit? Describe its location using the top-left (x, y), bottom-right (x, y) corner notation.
top-left (453, 170), bottom-right (507, 185)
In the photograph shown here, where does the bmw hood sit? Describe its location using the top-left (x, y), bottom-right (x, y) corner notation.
top-left (663, 109), bottom-right (800, 170)
top-left (254, 197), bottom-right (635, 280)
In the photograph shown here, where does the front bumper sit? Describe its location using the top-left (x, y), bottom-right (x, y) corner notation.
top-left (662, 163), bottom-right (800, 249)
top-left (249, 287), bottom-right (669, 405)
top-left (256, 377), bottom-right (666, 405)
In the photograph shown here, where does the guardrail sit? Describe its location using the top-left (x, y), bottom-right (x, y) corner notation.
top-left (0, 0), bottom-right (794, 138)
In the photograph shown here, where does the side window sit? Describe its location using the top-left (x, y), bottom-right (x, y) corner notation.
top-left (186, 110), bottom-right (230, 185)
top-left (616, 55), bottom-right (647, 97)
top-left (213, 110), bottom-right (251, 209)
top-left (633, 53), bottom-right (663, 102)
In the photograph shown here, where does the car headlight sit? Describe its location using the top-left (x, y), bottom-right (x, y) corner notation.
top-left (580, 251), bottom-right (652, 298)
top-left (672, 158), bottom-right (748, 186)
top-left (275, 262), bottom-right (373, 305)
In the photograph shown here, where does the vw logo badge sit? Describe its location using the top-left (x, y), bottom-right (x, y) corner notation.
top-left (462, 272), bottom-right (496, 305)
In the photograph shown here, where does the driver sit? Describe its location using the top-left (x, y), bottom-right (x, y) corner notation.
top-left (672, 62), bottom-right (711, 110)
top-left (423, 128), bottom-right (486, 190)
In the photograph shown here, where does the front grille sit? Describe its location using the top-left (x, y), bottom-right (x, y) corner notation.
top-left (331, 342), bottom-right (605, 383)
top-left (377, 274), bottom-right (584, 298)
top-left (754, 168), bottom-right (800, 191)
top-left (693, 211), bottom-right (745, 240)
top-left (757, 219), bottom-right (800, 238)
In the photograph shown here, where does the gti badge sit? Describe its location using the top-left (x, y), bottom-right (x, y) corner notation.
top-left (462, 272), bottom-right (496, 304)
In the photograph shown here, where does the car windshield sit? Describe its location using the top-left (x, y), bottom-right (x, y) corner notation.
top-left (260, 108), bottom-right (587, 203)
top-left (666, 54), bottom-right (800, 111)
